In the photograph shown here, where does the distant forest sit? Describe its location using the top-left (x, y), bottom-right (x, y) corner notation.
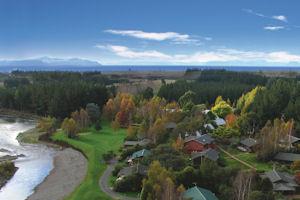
top-left (158, 69), bottom-right (268, 104)
top-left (0, 71), bottom-right (115, 119)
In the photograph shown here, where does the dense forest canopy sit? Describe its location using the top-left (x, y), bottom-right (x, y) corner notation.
top-left (158, 69), bottom-right (268, 104)
top-left (0, 71), bottom-right (112, 118)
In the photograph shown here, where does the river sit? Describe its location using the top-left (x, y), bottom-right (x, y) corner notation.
top-left (0, 116), bottom-right (56, 200)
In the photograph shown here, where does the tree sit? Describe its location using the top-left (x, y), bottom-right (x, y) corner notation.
top-left (103, 98), bottom-right (116, 120)
top-left (86, 103), bottom-right (100, 124)
top-left (212, 97), bottom-right (233, 118)
top-left (37, 116), bottom-right (57, 137)
top-left (236, 86), bottom-right (263, 114)
top-left (212, 126), bottom-right (240, 139)
top-left (257, 118), bottom-right (294, 161)
top-left (172, 135), bottom-right (184, 151)
top-left (71, 108), bottom-right (90, 131)
top-left (178, 90), bottom-right (195, 111)
top-left (295, 172), bottom-right (300, 184)
top-left (225, 113), bottom-right (237, 128)
top-left (147, 118), bottom-right (167, 144)
top-left (215, 95), bottom-right (223, 105)
top-left (291, 160), bottom-right (300, 171)
top-left (61, 118), bottom-right (78, 138)
top-left (141, 161), bottom-right (179, 200)
top-left (141, 87), bottom-right (154, 100)
top-left (233, 170), bottom-right (255, 200)
top-left (236, 112), bottom-right (259, 136)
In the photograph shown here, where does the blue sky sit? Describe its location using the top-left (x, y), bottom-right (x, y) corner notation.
top-left (1, 0), bottom-right (300, 66)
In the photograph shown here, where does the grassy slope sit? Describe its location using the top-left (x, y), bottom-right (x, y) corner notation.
top-left (52, 122), bottom-right (126, 200)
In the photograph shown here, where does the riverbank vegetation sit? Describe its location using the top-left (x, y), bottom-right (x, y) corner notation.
top-left (0, 161), bottom-right (17, 189)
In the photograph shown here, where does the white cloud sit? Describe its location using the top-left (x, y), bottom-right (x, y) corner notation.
top-left (243, 9), bottom-right (266, 18)
top-left (243, 9), bottom-right (288, 26)
top-left (99, 45), bottom-right (171, 60)
top-left (272, 15), bottom-right (288, 22)
top-left (105, 29), bottom-right (190, 41)
top-left (97, 44), bottom-right (300, 64)
top-left (264, 26), bottom-right (285, 31)
top-left (104, 29), bottom-right (210, 45)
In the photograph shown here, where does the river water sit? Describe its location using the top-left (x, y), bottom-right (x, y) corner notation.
top-left (0, 117), bottom-right (55, 200)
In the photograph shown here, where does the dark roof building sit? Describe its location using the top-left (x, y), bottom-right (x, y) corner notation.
top-left (274, 152), bottom-right (300, 162)
top-left (184, 134), bottom-right (215, 145)
top-left (165, 122), bottom-right (177, 129)
top-left (240, 138), bottom-right (258, 148)
top-left (183, 186), bottom-right (219, 200)
top-left (261, 169), bottom-right (298, 192)
top-left (191, 148), bottom-right (219, 162)
top-left (123, 139), bottom-right (151, 147)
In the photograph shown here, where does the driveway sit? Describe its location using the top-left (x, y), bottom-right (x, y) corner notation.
top-left (99, 160), bottom-right (139, 200)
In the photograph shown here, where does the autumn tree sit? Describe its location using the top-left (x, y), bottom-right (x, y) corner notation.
top-left (127, 125), bottom-right (139, 140)
top-left (110, 93), bottom-right (136, 127)
top-left (103, 98), bottom-right (116, 120)
top-left (172, 135), bottom-right (184, 151)
top-left (225, 113), bottom-right (237, 128)
top-left (61, 118), bottom-right (78, 138)
top-left (237, 86), bottom-right (264, 114)
top-left (147, 118), bottom-right (167, 144)
top-left (291, 160), bottom-right (300, 171)
top-left (257, 118), bottom-right (294, 161)
top-left (37, 116), bottom-right (57, 137)
top-left (212, 96), bottom-right (233, 118)
top-left (71, 108), bottom-right (89, 131)
top-left (141, 161), bottom-right (183, 200)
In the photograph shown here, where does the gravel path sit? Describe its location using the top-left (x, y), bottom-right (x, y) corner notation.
top-left (217, 145), bottom-right (256, 170)
top-left (99, 160), bottom-right (139, 200)
top-left (27, 148), bottom-right (88, 200)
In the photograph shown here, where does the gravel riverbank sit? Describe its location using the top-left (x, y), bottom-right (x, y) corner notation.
top-left (27, 148), bottom-right (87, 200)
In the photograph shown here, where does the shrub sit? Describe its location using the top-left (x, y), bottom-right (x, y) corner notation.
top-left (112, 163), bottom-right (125, 176)
top-left (102, 150), bottom-right (116, 163)
top-left (114, 174), bottom-right (143, 192)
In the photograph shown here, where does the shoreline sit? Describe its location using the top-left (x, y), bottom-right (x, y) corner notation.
top-left (15, 122), bottom-right (87, 200)
top-left (26, 148), bottom-right (87, 200)
top-left (0, 109), bottom-right (40, 120)
top-left (0, 114), bottom-right (87, 200)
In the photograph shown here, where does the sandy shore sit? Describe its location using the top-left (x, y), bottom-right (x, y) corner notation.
top-left (27, 148), bottom-right (87, 200)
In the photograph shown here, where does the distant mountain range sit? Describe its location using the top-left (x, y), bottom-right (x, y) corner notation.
top-left (0, 57), bottom-right (101, 67)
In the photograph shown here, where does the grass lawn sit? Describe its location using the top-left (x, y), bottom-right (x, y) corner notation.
top-left (222, 148), bottom-right (274, 171)
top-left (51, 121), bottom-right (126, 200)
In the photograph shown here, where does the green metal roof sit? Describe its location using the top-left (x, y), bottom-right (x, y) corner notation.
top-left (131, 149), bottom-right (151, 159)
top-left (183, 186), bottom-right (219, 200)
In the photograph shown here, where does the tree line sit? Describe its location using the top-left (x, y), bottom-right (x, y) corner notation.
top-left (158, 70), bottom-right (268, 105)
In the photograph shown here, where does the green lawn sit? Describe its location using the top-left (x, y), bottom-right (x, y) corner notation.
top-left (222, 148), bottom-right (274, 171)
top-left (51, 122), bottom-right (126, 200)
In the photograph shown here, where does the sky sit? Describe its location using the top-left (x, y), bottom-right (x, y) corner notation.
top-left (1, 0), bottom-right (300, 66)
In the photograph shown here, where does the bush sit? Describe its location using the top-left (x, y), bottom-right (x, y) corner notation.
top-left (112, 163), bottom-right (125, 176)
top-left (102, 150), bottom-right (116, 163)
top-left (120, 145), bottom-right (143, 161)
top-left (95, 121), bottom-right (102, 131)
top-left (0, 161), bottom-right (16, 177)
top-left (114, 174), bottom-right (143, 192)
